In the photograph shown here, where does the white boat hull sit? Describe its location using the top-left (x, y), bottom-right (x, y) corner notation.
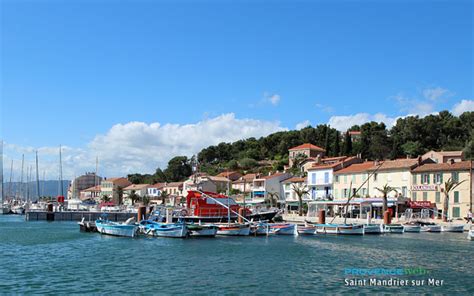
top-left (96, 223), bottom-right (137, 238)
top-left (403, 225), bottom-right (421, 233)
top-left (272, 224), bottom-right (297, 235)
top-left (189, 227), bottom-right (217, 237)
top-left (468, 230), bottom-right (474, 241)
top-left (217, 225), bottom-right (250, 236)
top-left (154, 225), bottom-right (188, 238)
top-left (297, 226), bottom-right (316, 235)
top-left (442, 225), bottom-right (464, 233)
top-left (384, 225), bottom-right (405, 233)
top-left (316, 224), bottom-right (364, 235)
top-left (421, 225), bottom-right (442, 232)
top-left (364, 224), bottom-right (383, 234)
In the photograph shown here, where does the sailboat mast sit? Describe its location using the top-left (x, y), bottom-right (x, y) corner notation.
top-left (26, 166), bottom-right (30, 203)
top-left (0, 140), bottom-right (3, 204)
top-left (20, 154), bottom-right (24, 201)
top-left (36, 151), bottom-right (40, 200)
top-left (59, 145), bottom-right (63, 197)
top-left (8, 160), bottom-right (13, 200)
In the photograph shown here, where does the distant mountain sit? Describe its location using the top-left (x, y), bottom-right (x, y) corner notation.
top-left (2, 180), bottom-right (70, 201)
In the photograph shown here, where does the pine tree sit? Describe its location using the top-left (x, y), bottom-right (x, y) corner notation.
top-left (343, 132), bottom-right (353, 156)
top-left (334, 130), bottom-right (341, 156)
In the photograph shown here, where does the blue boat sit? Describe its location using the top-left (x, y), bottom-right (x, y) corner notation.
top-left (139, 220), bottom-right (188, 238)
top-left (95, 217), bottom-right (138, 238)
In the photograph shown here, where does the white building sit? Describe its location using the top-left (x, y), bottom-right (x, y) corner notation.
top-left (252, 172), bottom-right (291, 204)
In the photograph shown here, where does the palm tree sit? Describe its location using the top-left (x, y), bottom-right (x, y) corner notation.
top-left (101, 194), bottom-right (111, 203)
top-left (128, 190), bottom-right (140, 205)
top-left (292, 183), bottom-right (310, 216)
top-left (265, 191), bottom-right (279, 208)
top-left (375, 184), bottom-right (397, 214)
top-left (141, 194), bottom-right (150, 206)
top-left (160, 191), bottom-right (169, 205)
top-left (442, 178), bottom-right (466, 222)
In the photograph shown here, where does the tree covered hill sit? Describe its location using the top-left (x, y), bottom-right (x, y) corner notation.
top-left (128, 111), bottom-right (474, 184)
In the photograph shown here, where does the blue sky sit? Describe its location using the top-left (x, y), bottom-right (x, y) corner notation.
top-left (1, 0), bottom-right (473, 178)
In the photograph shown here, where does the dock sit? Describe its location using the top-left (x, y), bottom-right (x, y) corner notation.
top-left (26, 211), bottom-right (137, 222)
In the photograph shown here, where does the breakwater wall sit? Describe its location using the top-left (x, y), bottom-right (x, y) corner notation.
top-left (26, 211), bottom-right (137, 222)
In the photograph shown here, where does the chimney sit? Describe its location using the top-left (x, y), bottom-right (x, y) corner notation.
top-left (449, 159), bottom-right (455, 165)
top-left (417, 155), bottom-right (422, 165)
top-left (374, 160), bottom-right (379, 166)
top-left (316, 154), bottom-right (321, 164)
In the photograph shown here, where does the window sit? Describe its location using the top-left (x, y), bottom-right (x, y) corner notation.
top-left (324, 172), bottom-right (329, 184)
top-left (412, 174), bottom-right (417, 185)
top-left (435, 192), bottom-right (441, 203)
top-left (335, 175), bottom-right (339, 183)
top-left (423, 192), bottom-right (428, 201)
top-left (362, 188), bottom-right (366, 197)
top-left (454, 191), bottom-right (459, 203)
top-left (412, 192), bottom-right (417, 201)
top-left (452, 207), bottom-right (460, 218)
top-left (311, 173), bottom-right (316, 184)
top-left (422, 174), bottom-right (430, 184)
top-left (434, 173), bottom-right (443, 184)
top-left (373, 173), bottom-right (378, 182)
top-left (451, 172), bottom-right (459, 182)
top-left (402, 186), bottom-right (407, 197)
top-left (343, 189), bottom-right (348, 198)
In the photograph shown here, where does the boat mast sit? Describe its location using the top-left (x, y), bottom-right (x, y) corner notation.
top-left (26, 166), bottom-right (30, 203)
top-left (0, 140), bottom-right (3, 204)
top-left (35, 151), bottom-right (40, 201)
top-left (8, 160), bottom-right (13, 201)
top-left (227, 170), bottom-right (230, 225)
top-left (20, 154), bottom-right (24, 201)
top-left (59, 145), bottom-right (63, 198)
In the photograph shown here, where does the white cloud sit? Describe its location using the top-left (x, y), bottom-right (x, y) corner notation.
top-left (328, 113), bottom-right (398, 131)
top-left (315, 103), bottom-right (334, 113)
top-left (451, 99), bottom-right (474, 116)
top-left (4, 114), bottom-right (286, 180)
top-left (295, 120), bottom-right (311, 130)
top-left (423, 87), bottom-right (450, 101)
top-left (264, 92), bottom-right (280, 106)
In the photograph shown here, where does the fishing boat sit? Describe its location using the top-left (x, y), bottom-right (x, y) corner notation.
top-left (270, 223), bottom-right (297, 235)
top-left (139, 220), bottom-right (188, 238)
top-left (315, 223), bottom-right (364, 235)
top-left (363, 224), bottom-right (384, 234)
top-left (1, 204), bottom-right (11, 214)
top-left (403, 222), bottom-right (421, 233)
top-left (78, 217), bottom-right (97, 232)
top-left (468, 227), bottom-right (474, 241)
top-left (383, 224), bottom-right (405, 233)
top-left (187, 223), bottom-right (218, 237)
top-left (442, 224), bottom-right (465, 233)
top-left (297, 225), bottom-right (317, 235)
top-left (95, 217), bottom-right (138, 238)
top-left (251, 222), bottom-right (276, 235)
top-left (181, 191), bottom-right (278, 223)
top-left (216, 223), bottom-right (251, 236)
top-left (11, 205), bottom-right (25, 215)
top-left (419, 222), bottom-right (442, 232)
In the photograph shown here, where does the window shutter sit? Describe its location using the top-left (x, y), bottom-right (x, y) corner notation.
top-left (440, 173), bottom-right (443, 183)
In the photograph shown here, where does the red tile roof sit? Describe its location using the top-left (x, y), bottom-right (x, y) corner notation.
top-left (349, 131), bottom-right (361, 135)
top-left (282, 177), bottom-right (305, 183)
top-left (334, 161), bottom-right (377, 174)
top-left (412, 161), bottom-right (472, 173)
top-left (289, 143), bottom-right (325, 151)
top-left (82, 185), bottom-right (101, 192)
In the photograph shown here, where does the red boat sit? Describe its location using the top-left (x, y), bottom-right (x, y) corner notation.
top-left (175, 191), bottom-right (279, 223)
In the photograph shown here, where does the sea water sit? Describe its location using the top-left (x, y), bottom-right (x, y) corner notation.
top-left (0, 215), bottom-right (473, 294)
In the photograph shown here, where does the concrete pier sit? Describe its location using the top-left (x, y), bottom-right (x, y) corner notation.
top-left (26, 211), bottom-right (136, 222)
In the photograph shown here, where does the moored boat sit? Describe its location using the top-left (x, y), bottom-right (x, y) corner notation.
top-left (468, 227), bottom-right (474, 241)
top-left (96, 218), bottom-right (138, 238)
top-left (11, 205), bottom-right (25, 215)
top-left (403, 223), bottom-right (421, 233)
top-left (216, 223), bottom-right (251, 236)
top-left (315, 223), bottom-right (364, 235)
top-left (364, 224), bottom-right (383, 234)
top-left (297, 225), bottom-right (317, 235)
top-left (383, 224), bottom-right (405, 233)
top-left (139, 220), bottom-right (188, 238)
top-left (270, 223), bottom-right (297, 235)
top-left (418, 222), bottom-right (442, 232)
top-left (1, 204), bottom-right (11, 214)
top-left (187, 223), bottom-right (218, 237)
top-left (442, 225), bottom-right (465, 233)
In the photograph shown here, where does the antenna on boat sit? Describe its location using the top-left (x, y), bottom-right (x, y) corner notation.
top-left (20, 154), bottom-right (24, 201)
top-left (59, 145), bottom-right (63, 198)
top-left (0, 140), bottom-right (3, 204)
top-left (8, 159), bottom-right (13, 201)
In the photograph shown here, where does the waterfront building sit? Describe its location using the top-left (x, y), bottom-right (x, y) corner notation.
top-left (162, 182), bottom-right (184, 205)
top-left (232, 173), bottom-right (256, 193)
top-left (288, 143), bottom-right (325, 167)
top-left (183, 173), bottom-right (219, 197)
top-left (252, 172), bottom-right (292, 204)
top-left (100, 177), bottom-right (132, 204)
top-left (123, 184), bottom-right (151, 204)
top-left (79, 185), bottom-right (101, 202)
top-left (411, 160), bottom-right (473, 219)
top-left (421, 150), bottom-right (464, 163)
top-left (216, 171), bottom-right (242, 182)
top-left (68, 172), bottom-right (102, 199)
top-left (147, 183), bottom-right (165, 199)
top-left (348, 130), bottom-right (361, 142)
top-left (333, 158), bottom-right (428, 200)
top-left (307, 156), bottom-right (362, 200)
top-left (281, 177), bottom-right (310, 211)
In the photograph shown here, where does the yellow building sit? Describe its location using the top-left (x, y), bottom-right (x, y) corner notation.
top-left (333, 159), bottom-right (423, 199)
top-left (412, 161), bottom-right (473, 220)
